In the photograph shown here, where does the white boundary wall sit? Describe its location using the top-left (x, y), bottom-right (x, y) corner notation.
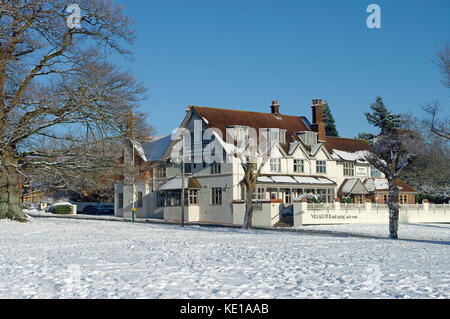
top-left (233, 200), bottom-right (281, 227)
top-left (294, 200), bottom-right (450, 226)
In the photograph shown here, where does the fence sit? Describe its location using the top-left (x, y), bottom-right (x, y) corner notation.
top-left (294, 200), bottom-right (450, 226)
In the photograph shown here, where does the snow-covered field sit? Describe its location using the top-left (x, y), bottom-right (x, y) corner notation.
top-left (0, 216), bottom-right (449, 299)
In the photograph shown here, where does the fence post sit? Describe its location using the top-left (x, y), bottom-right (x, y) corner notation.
top-left (294, 198), bottom-right (308, 227)
top-left (365, 198), bottom-right (372, 213)
top-left (334, 198), bottom-right (340, 213)
top-left (423, 199), bottom-right (429, 214)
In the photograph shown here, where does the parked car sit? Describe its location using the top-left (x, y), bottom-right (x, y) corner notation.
top-left (82, 205), bottom-right (114, 216)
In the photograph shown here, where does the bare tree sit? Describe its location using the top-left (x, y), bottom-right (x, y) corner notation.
top-left (436, 42), bottom-right (450, 89)
top-left (239, 158), bottom-right (269, 230)
top-left (0, 1), bottom-right (151, 221)
top-left (363, 97), bottom-right (422, 239)
top-left (228, 129), bottom-right (271, 230)
top-left (423, 43), bottom-right (449, 140)
top-left (422, 101), bottom-right (449, 140)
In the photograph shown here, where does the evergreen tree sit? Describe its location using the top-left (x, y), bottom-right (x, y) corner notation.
top-left (363, 97), bottom-right (421, 239)
top-left (323, 103), bottom-right (339, 137)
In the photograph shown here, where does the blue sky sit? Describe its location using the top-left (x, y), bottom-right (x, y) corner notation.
top-left (111, 0), bottom-right (449, 138)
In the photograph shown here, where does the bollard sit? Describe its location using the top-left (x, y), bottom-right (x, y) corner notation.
top-left (131, 208), bottom-right (136, 222)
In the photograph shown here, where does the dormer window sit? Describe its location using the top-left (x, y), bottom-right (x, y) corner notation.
top-left (226, 125), bottom-right (249, 146)
top-left (261, 128), bottom-right (287, 151)
top-left (297, 131), bottom-right (318, 146)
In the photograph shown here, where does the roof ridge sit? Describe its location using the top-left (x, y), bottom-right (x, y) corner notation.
top-left (326, 136), bottom-right (369, 142)
top-left (192, 105), bottom-right (305, 119)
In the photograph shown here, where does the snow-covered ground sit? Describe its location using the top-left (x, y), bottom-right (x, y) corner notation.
top-left (0, 216), bottom-right (449, 299)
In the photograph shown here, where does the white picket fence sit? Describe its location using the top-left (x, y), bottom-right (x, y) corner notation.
top-left (295, 201), bottom-right (450, 226)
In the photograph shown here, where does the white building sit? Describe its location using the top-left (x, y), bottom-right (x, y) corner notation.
top-left (114, 99), bottom-right (416, 225)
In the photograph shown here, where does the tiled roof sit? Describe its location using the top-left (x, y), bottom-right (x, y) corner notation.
top-left (192, 106), bottom-right (310, 152)
top-left (324, 137), bottom-right (372, 154)
top-left (364, 178), bottom-right (417, 193)
top-left (192, 106), bottom-right (373, 156)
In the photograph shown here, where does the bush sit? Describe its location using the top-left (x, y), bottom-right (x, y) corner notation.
top-left (340, 197), bottom-right (353, 204)
top-left (52, 205), bottom-right (72, 215)
top-left (22, 203), bottom-right (34, 210)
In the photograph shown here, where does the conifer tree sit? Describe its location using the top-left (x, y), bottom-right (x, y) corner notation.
top-left (363, 97), bottom-right (421, 239)
top-left (323, 103), bottom-right (339, 137)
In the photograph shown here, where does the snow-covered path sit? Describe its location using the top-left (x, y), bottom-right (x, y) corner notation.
top-left (0, 217), bottom-right (449, 299)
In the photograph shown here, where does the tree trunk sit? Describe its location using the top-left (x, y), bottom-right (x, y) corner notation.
top-left (0, 150), bottom-right (27, 222)
top-left (243, 185), bottom-right (255, 230)
top-left (387, 176), bottom-right (400, 239)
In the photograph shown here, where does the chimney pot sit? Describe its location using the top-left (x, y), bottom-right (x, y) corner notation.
top-left (271, 100), bottom-right (280, 116)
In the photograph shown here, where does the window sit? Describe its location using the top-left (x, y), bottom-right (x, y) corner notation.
top-left (256, 187), bottom-right (266, 200)
top-left (189, 190), bottom-right (199, 205)
top-left (328, 189), bottom-right (335, 204)
top-left (211, 188), bottom-right (222, 205)
top-left (317, 189), bottom-right (327, 203)
top-left (280, 131), bottom-right (286, 144)
top-left (294, 159), bottom-right (304, 173)
top-left (371, 166), bottom-right (382, 178)
top-left (118, 193), bottom-right (123, 209)
top-left (137, 192), bottom-right (143, 208)
top-left (270, 158), bottom-right (281, 172)
top-left (343, 162), bottom-right (354, 177)
top-left (156, 166), bottom-right (166, 179)
top-left (156, 192), bottom-right (165, 207)
top-left (211, 163), bottom-right (222, 174)
top-left (272, 131), bottom-right (279, 145)
top-left (316, 161), bottom-right (327, 174)
top-left (283, 189), bottom-right (291, 204)
top-left (399, 195), bottom-right (408, 205)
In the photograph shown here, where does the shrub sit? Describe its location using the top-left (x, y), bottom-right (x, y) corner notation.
top-left (53, 205), bottom-right (72, 215)
top-left (22, 203), bottom-right (33, 210)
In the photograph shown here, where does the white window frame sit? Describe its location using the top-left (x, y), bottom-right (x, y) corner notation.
top-left (294, 159), bottom-right (305, 173)
top-left (270, 158), bottom-right (281, 172)
top-left (343, 162), bottom-right (355, 177)
top-left (211, 188), bottom-right (222, 205)
top-left (316, 160), bottom-right (327, 174)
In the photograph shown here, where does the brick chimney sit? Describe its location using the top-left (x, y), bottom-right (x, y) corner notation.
top-left (311, 99), bottom-right (326, 142)
top-left (271, 100), bottom-right (280, 116)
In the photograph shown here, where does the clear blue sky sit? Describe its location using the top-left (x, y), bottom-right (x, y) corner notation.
top-left (112, 0), bottom-right (449, 138)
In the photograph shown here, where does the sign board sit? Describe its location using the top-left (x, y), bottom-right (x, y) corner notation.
top-left (355, 166), bottom-right (368, 177)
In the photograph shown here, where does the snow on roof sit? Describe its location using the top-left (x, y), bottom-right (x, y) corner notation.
top-left (159, 177), bottom-right (202, 191)
top-left (364, 179), bottom-right (376, 192)
top-left (257, 176), bottom-right (273, 183)
top-left (271, 176), bottom-right (297, 184)
top-left (332, 149), bottom-right (370, 164)
top-left (212, 131), bottom-right (241, 154)
top-left (132, 141), bottom-right (147, 162)
top-left (142, 135), bottom-right (172, 162)
top-left (340, 178), bottom-right (359, 194)
top-left (294, 176), bottom-right (335, 185)
top-left (257, 175), bottom-right (335, 185)
top-left (288, 141), bottom-right (300, 155)
top-left (310, 144), bottom-right (322, 156)
top-left (374, 179), bottom-right (390, 190)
